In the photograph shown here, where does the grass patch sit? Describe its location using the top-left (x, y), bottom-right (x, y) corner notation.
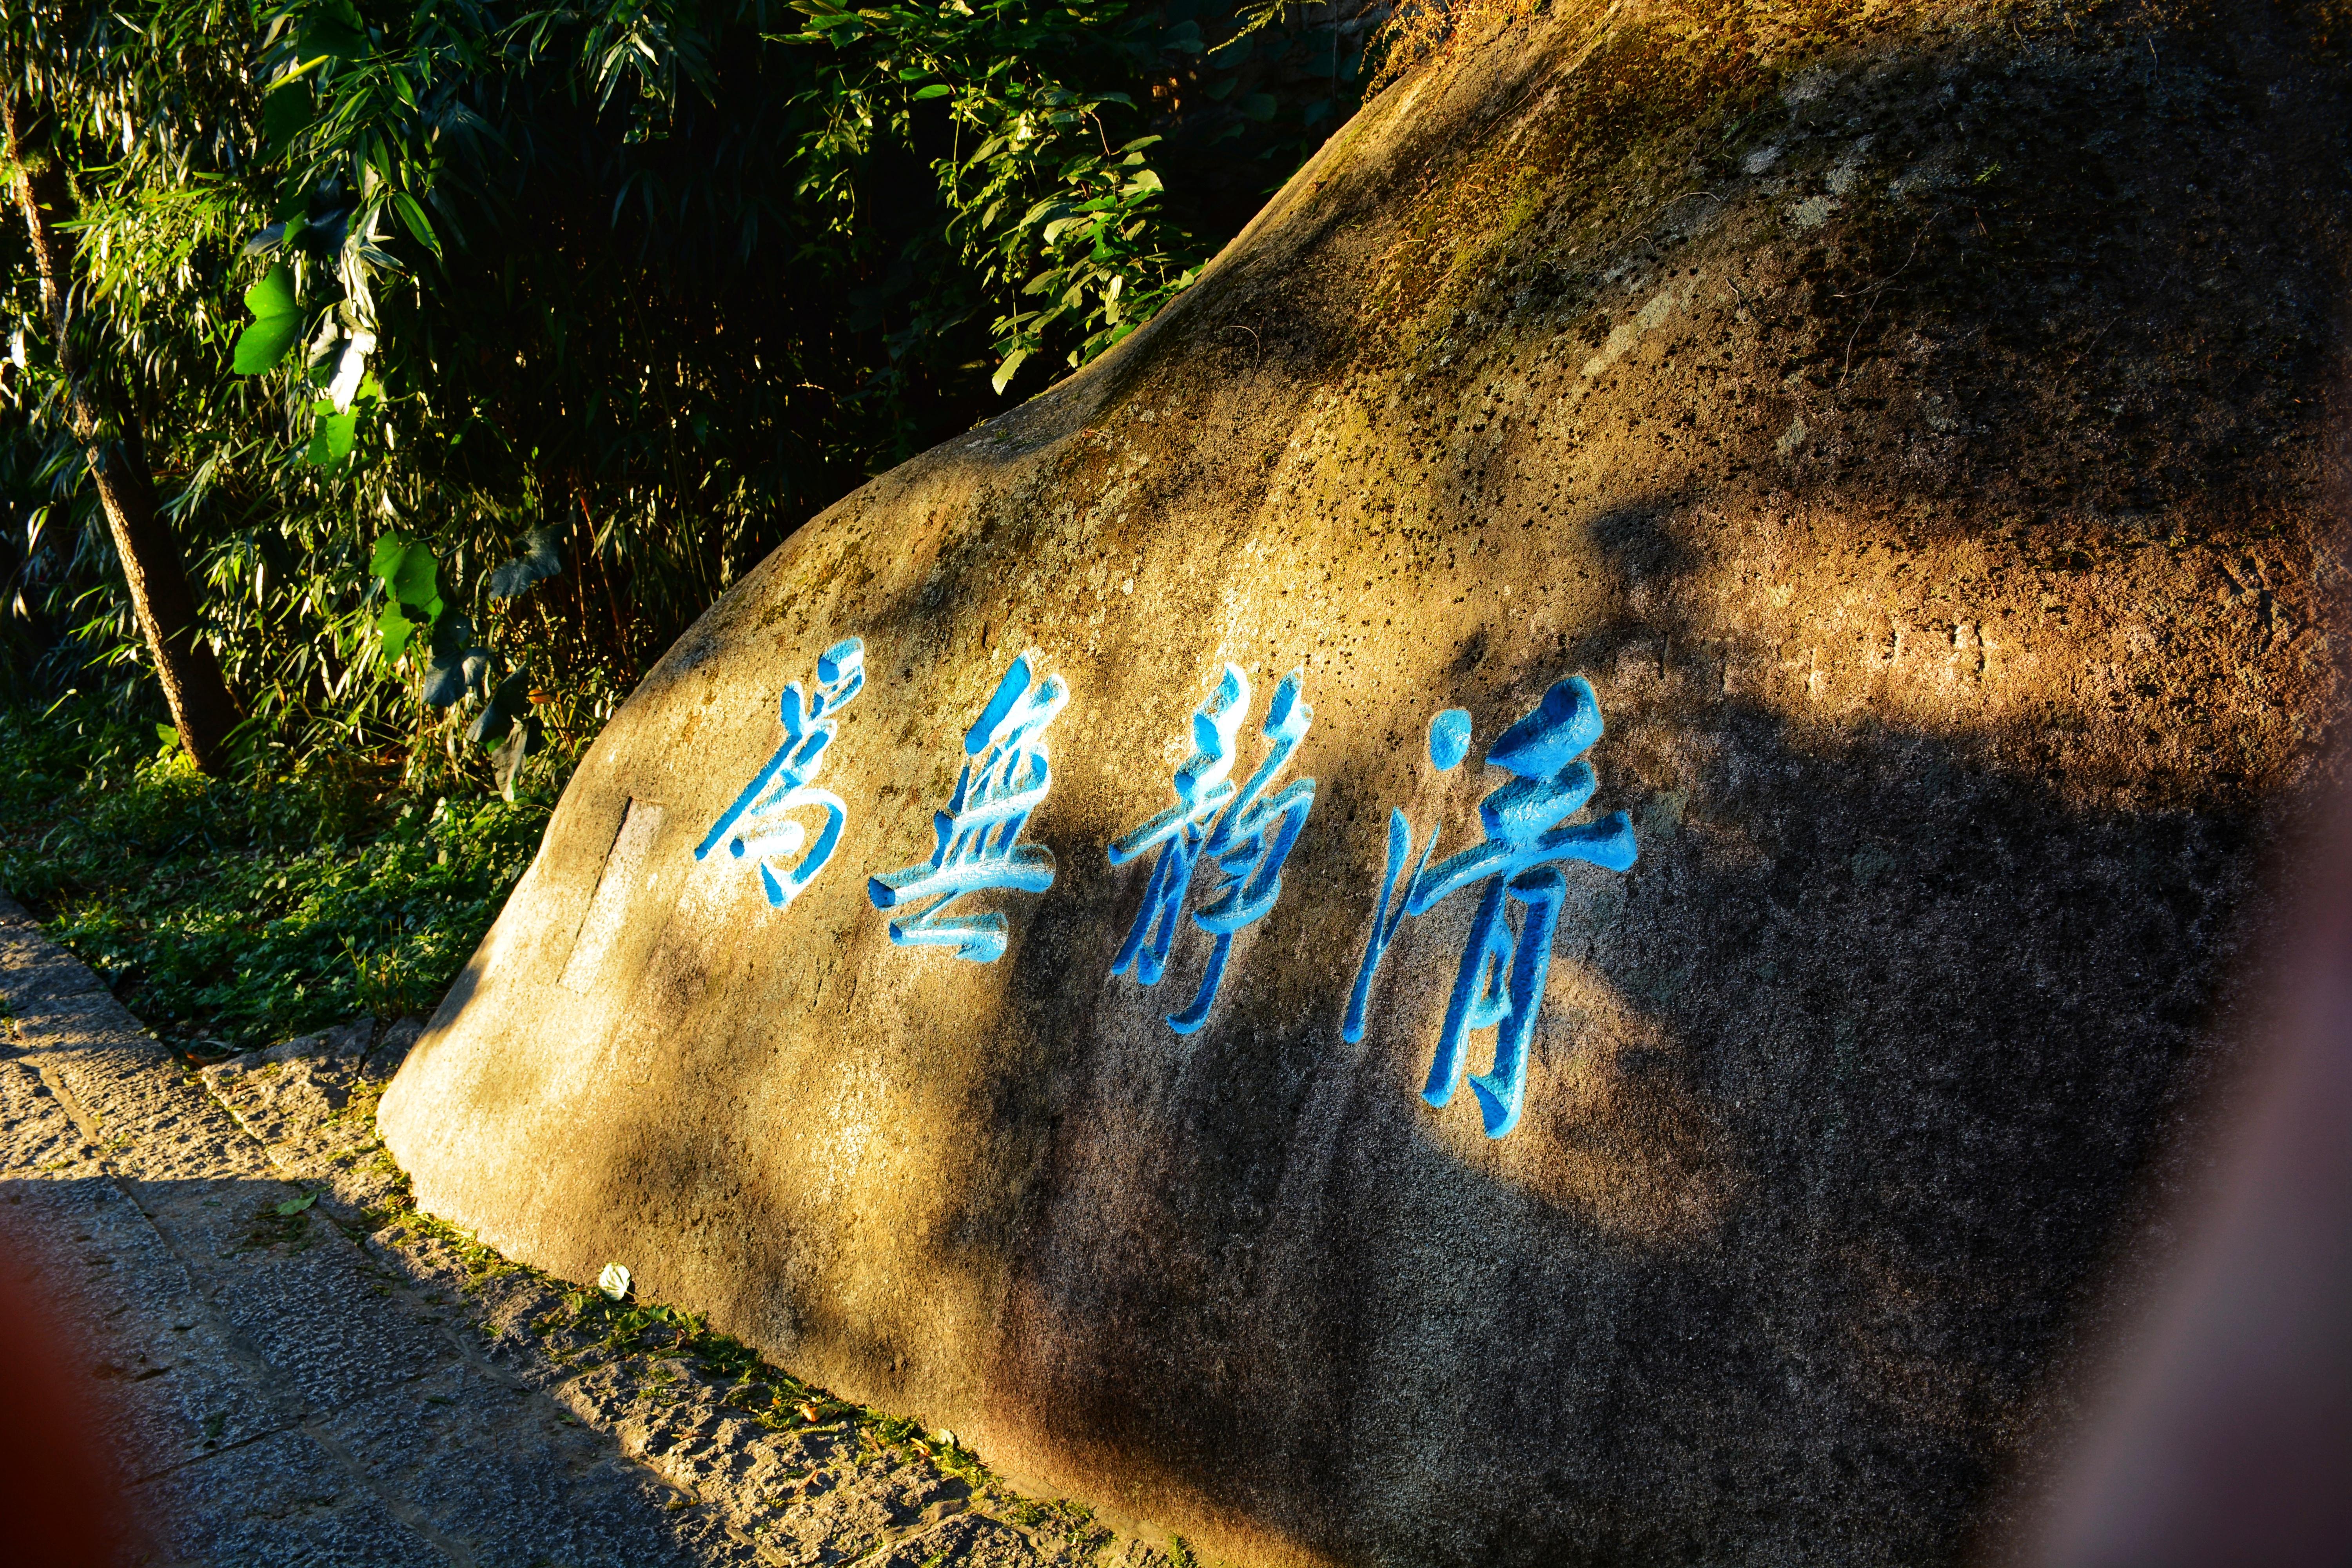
top-left (0, 695), bottom-right (560, 1052)
top-left (1003, 1497), bottom-right (1115, 1552)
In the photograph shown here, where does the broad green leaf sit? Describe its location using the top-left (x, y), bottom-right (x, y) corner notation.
top-left (429, 613), bottom-right (476, 663)
top-left (374, 537), bottom-right (439, 611)
top-left (467, 671), bottom-right (533, 746)
top-left (990, 345), bottom-right (1029, 394)
top-left (231, 264), bottom-right (302, 375)
top-left (275, 1192), bottom-right (316, 1215)
top-left (261, 83), bottom-right (314, 156)
top-left (912, 82), bottom-right (954, 100)
top-left (421, 646), bottom-right (471, 708)
top-left (394, 550), bottom-right (436, 610)
top-left (299, 0), bottom-right (369, 61)
top-left (422, 616), bottom-right (483, 708)
top-left (304, 410), bottom-right (358, 469)
top-left (377, 601), bottom-right (415, 662)
top-left (485, 527), bottom-right (564, 599)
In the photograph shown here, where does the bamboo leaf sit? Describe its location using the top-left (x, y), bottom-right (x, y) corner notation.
top-left (990, 345), bottom-right (1029, 394)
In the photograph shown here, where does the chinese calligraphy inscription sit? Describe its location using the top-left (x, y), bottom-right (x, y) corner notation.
top-left (1108, 664), bottom-right (1316, 1033)
top-left (867, 649), bottom-right (1069, 962)
top-left (1343, 677), bottom-right (1637, 1138)
top-left (694, 637), bottom-right (866, 908)
top-left (701, 632), bottom-right (1640, 1140)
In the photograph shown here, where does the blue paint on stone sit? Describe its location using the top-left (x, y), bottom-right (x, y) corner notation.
top-left (1343, 676), bottom-right (1637, 1138)
top-left (694, 637), bottom-right (867, 908)
top-left (868, 649), bottom-right (1069, 963)
top-left (1109, 664), bottom-right (1317, 1034)
top-left (1427, 707), bottom-right (1473, 771)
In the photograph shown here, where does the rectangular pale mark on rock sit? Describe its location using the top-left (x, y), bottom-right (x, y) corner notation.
top-left (561, 799), bottom-right (667, 996)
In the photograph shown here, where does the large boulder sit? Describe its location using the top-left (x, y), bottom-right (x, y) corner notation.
top-left (381, 4), bottom-right (2352, 1563)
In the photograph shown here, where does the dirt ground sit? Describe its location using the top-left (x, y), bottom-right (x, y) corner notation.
top-left (0, 893), bottom-right (1174, 1568)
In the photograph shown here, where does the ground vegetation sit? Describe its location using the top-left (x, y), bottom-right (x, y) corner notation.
top-left (0, 0), bottom-right (1376, 1044)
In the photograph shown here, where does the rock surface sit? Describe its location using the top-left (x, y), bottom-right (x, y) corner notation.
top-left (382, 5), bottom-right (2352, 1565)
top-left (0, 897), bottom-right (1154, 1566)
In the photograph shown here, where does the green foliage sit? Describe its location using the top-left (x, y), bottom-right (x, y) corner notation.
top-left (779, 0), bottom-right (1210, 384)
top-left (1, 0), bottom-right (1363, 792)
top-left (370, 532), bottom-right (442, 663)
top-left (0, 2), bottom-right (1361, 1060)
top-left (0, 695), bottom-right (559, 1048)
top-left (231, 263), bottom-right (304, 374)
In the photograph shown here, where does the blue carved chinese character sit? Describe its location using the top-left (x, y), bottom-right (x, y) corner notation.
top-left (1109, 664), bottom-right (1316, 1033)
top-left (867, 649), bottom-right (1069, 962)
top-left (1343, 677), bottom-right (1637, 1138)
top-left (695, 637), bottom-right (867, 907)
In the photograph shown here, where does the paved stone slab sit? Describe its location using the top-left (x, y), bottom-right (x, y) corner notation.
top-left (6, 983), bottom-right (273, 1185)
top-left (200, 1019), bottom-right (415, 1213)
top-left (0, 1063), bottom-right (290, 1475)
top-left (128, 1426), bottom-right (452, 1568)
top-left (0, 916), bottom-right (104, 1002)
top-left (320, 1358), bottom-right (748, 1568)
top-left (155, 1184), bottom-right (461, 1415)
top-left (2, 894), bottom-right (1173, 1567)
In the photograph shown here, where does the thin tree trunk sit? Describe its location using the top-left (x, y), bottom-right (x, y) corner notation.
top-left (3, 90), bottom-right (238, 772)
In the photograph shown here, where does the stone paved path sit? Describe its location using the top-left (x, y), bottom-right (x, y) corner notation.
top-left (0, 896), bottom-right (1159, 1568)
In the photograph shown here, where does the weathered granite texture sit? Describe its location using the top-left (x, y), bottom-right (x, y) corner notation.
top-left (381, 4), bottom-right (2352, 1565)
top-left (0, 897), bottom-right (1161, 1566)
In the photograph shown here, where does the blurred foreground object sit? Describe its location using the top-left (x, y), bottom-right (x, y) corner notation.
top-left (0, 1265), bottom-right (136, 1565)
top-left (2023, 784), bottom-right (2352, 1566)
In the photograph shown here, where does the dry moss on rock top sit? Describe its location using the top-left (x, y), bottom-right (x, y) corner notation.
top-left (1142, 0), bottom-right (2348, 812)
